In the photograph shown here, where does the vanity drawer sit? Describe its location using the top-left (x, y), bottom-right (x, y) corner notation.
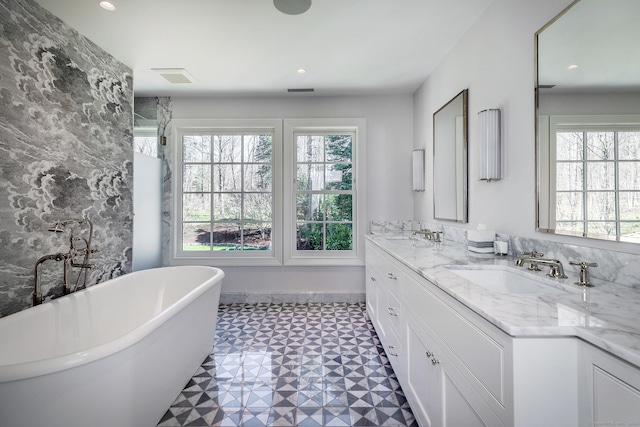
top-left (366, 243), bottom-right (403, 291)
top-left (405, 274), bottom-right (506, 407)
top-left (385, 288), bottom-right (403, 339)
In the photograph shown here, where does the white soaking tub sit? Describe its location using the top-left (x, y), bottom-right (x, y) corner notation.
top-left (0, 266), bottom-right (224, 427)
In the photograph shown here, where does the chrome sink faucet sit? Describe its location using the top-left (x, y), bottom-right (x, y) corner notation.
top-left (515, 250), bottom-right (567, 279)
top-left (529, 258), bottom-right (568, 279)
top-left (412, 228), bottom-right (442, 242)
top-left (412, 228), bottom-right (432, 238)
top-left (515, 250), bottom-right (544, 267)
top-left (570, 261), bottom-right (598, 287)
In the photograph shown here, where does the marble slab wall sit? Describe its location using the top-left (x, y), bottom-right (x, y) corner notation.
top-left (0, 0), bottom-right (134, 317)
top-left (373, 220), bottom-right (640, 289)
top-left (158, 97), bottom-right (173, 265)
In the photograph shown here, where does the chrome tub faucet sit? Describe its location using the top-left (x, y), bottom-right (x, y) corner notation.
top-left (33, 253), bottom-right (67, 306)
top-left (33, 219), bottom-right (97, 306)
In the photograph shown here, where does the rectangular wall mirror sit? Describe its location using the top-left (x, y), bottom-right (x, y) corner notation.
top-left (433, 89), bottom-right (468, 223)
top-left (535, 0), bottom-right (640, 243)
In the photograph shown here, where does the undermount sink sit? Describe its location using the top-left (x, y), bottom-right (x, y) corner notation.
top-left (446, 266), bottom-right (567, 295)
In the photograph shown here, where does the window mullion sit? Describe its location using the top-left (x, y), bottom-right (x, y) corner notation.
top-left (614, 131), bottom-right (621, 240)
top-left (240, 134), bottom-right (245, 249)
top-left (209, 135), bottom-right (215, 251)
top-left (582, 131), bottom-right (588, 236)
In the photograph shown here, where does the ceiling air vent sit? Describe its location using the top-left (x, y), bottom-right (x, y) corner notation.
top-left (151, 68), bottom-right (197, 84)
top-left (287, 88), bottom-right (315, 93)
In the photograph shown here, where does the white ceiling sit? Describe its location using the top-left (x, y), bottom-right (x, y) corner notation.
top-left (34, 0), bottom-right (493, 97)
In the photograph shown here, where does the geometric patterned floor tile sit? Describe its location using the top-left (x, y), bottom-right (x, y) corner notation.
top-left (157, 302), bottom-right (418, 427)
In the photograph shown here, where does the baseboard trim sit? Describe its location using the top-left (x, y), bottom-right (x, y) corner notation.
top-left (219, 292), bottom-right (366, 304)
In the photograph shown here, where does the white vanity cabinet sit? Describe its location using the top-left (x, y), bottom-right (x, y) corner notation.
top-left (366, 242), bottom-right (507, 426)
top-left (579, 341), bottom-right (640, 426)
top-left (365, 240), bottom-right (594, 427)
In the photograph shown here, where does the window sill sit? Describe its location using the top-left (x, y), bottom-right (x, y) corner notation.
top-left (170, 255), bottom-right (365, 267)
top-left (171, 255), bottom-right (283, 267)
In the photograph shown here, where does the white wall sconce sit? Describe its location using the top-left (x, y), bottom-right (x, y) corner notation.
top-left (412, 149), bottom-right (425, 191)
top-left (478, 109), bottom-right (502, 181)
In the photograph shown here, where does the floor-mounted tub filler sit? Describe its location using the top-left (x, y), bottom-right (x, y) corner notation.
top-left (0, 266), bottom-right (224, 427)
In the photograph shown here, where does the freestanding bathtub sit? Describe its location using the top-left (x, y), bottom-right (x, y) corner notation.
top-left (0, 265), bottom-right (224, 427)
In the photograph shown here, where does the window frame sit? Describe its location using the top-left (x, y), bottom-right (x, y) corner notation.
top-left (170, 118), bottom-right (366, 267)
top-left (172, 119), bottom-right (283, 266)
top-left (283, 118), bottom-right (366, 266)
top-left (549, 115), bottom-right (640, 242)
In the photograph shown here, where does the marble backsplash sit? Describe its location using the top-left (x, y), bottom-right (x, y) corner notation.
top-left (370, 220), bottom-right (640, 289)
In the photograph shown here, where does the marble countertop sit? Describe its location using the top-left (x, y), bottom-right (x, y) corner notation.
top-left (366, 233), bottom-right (640, 368)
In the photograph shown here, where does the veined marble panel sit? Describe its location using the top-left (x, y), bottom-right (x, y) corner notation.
top-left (378, 220), bottom-right (640, 289)
top-left (158, 97), bottom-right (173, 266)
top-left (511, 236), bottom-right (640, 289)
top-left (219, 292), bottom-right (366, 305)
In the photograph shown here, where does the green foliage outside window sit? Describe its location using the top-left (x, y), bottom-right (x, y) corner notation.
top-left (296, 134), bottom-right (354, 251)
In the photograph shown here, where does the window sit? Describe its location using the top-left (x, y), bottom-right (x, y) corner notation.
top-left (172, 118), bottom-right (365, 266)
top-left (283, 119), bottom-right (366, 265)
top-left (174, 119), bottom-right (282, 265)
top-left (550, 116), bottom-right (640, 242)
top-left (294, 132), bottom-right (355, 251)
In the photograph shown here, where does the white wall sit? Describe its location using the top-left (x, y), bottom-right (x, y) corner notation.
top-left (414, 0), bottom-right (640, 255)
top-left (170, 95), bottom-right (414, 294)
top-left (539, 92), bottom-right (640, 116)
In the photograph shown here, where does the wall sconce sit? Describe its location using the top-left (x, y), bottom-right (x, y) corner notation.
top-left (412, 149), bottom-right (425, 191)
top-left (478, 109), bottom-right (501, 181)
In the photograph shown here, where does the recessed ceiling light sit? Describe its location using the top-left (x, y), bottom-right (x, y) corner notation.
top-left (567, 64), bottom-right (579, 70)
top-left (99, 1), bottom-right (116, 11)
top-left (151, 68), bottom-right (197, 84)
top-left (297, 69), bottom-right (306, 74)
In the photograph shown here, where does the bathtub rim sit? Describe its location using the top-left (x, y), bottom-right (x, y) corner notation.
top-left (0, 265), bottom-right (224, 383)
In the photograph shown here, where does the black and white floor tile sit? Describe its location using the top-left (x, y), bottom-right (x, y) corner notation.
top-left (158, 302), bottom-right (417, 427)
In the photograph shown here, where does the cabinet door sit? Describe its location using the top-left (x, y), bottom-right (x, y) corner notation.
top-left (406, 318), bottom-right (442, 427)
top-left (442, 372), bottom-right (492, 427)
top-left (406, 311), bottom-right (504, 427)
top-left (593, 366), bottom-right (640, 424)
top-left (580, 342), bottom-right (640, 426)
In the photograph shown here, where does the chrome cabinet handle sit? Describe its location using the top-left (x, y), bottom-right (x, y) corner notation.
top-left (370, 276), bottom-right (376, 281)
top-left (387, 307), bottom-right (398, 317)
top-left (425, 350), bottom-right (439, 365)
top-left (386, 273), bottom-right (397, 280)
top-left (387, 345), bottom-right (398, 357)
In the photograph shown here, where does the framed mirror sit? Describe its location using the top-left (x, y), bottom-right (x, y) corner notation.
top-left (434, 89), bottom-right (468, 223)
top-left (535, 0), bottom-right (640, 243)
